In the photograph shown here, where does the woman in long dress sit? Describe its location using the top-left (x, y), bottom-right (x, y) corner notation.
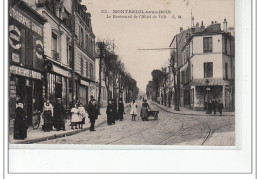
top-left (106, 99), bottom-right (114, 125)
top-left (130, 100), bottom-right (138, 121)
top-left (42, 99), bottom-right (53, 132)
top-left (78, 103), bottom-right (86, 129)
top-left (71, 104), bottom-right (80, 129)
top-left (140, 99), bottom-right (150, 121)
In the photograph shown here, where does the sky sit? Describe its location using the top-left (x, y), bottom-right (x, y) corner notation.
top-left (82, 0), bottom-right (235, 92)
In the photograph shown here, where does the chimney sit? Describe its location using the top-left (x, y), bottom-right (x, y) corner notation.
top-left (223, 18), bottom-right (227, 32)
top-left (215, 21), bottom-right (217, 24)
top-left (211, 21), bottom-right (214, 25)
top-left (180, 27), bottom-right (183, 33)
top-left (200, 21), bottom-right (205, 31)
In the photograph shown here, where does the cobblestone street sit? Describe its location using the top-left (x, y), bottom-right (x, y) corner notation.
top-left (38, 100), bottom-right (235, 145)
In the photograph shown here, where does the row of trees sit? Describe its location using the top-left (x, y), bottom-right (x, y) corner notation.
top-left (146, 50), bottom-right (180, 110)
top-left (96, 40), bottom-right (139, 107)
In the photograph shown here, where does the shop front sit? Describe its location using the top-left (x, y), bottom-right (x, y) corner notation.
top-left (9, 2), bottom-right (46, 125)
top-left (9, 66), bottom-right (44, 125)
top-left (45, 64), bottom-right (72, 109)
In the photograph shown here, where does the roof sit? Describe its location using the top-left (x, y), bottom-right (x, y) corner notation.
top-left (188, 79), bottom-right (231, 87)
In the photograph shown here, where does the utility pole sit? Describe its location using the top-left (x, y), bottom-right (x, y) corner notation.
top-left (71, 0), bottom-right (76, 105)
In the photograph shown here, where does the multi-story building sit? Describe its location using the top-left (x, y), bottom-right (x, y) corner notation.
top-left (74, 0), bottom-right (96, 107)
top-left (33, 0), bottom-right (74, 109)
top-left (181, 20), bottom-right (235, 111)
top-left (24, 0), bottom-right (96, 108)
top-left (9, 1), bottom-right (46, 124)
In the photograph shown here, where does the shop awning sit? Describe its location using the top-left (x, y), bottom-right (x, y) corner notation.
top-left (188, 79), bottom-right (230, 87)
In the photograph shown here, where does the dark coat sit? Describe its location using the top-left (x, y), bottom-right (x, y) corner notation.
top-left (118, 102), bottom-right (124, 114)
top-left (54, 102), bottom-right (65, 129)
top-left (14, 107), bottom-right (27, 139)
top-left (88, 101), bottom-right (98, 121)
top-left (106, 103), bottom-right (115, 124)
top-left (54, 103), bottom-right (65, 120)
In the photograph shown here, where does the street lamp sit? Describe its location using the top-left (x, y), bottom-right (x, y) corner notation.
top-left (205, 79), bottom-right (210, 114)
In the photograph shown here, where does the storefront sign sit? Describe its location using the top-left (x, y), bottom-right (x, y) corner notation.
top-left (10, 65), bottom-right (42, 80)
top-left (206, 87), bottom-right (211, 91)
top-left (80, 80), bottom-right (89, 86)
top-left (52, 65), bottom-right (71, 78)
top-left (35, 40), bottom-right (43, 59)
top-left (9, 8), bottom-right (43, 36)
top-left (9, 25), bottom-right (21, 50)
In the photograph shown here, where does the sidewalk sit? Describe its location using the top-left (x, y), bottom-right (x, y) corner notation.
top-left (9, 108), bottom-right (108, 144)
top-left (149, 100), bottom-right (235, 116)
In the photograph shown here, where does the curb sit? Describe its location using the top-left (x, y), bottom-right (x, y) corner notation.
top-left (13, 119), bottom-right (107, 144)
top-left (149, 101), bottom-right (235, 117)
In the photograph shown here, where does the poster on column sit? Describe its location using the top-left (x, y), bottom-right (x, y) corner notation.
top-left (5, 0), bottom-right (255, 176)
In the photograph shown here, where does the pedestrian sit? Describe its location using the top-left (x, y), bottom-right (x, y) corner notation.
top-left (88, 98), bottom-right (98, 131)
top-left (78, 103), bottom-right (86, 129)
top-left (217, 99), bottom-right (224, 116)
top-left (113, 99), bottom-right (118, 121)
top-left (13, 99), bottom-right (27, 140)
top-left (118, 98), bottom-right (125, 121)
top-left (212, 98), bottom-right (217, 115)
top-left (208, 98), bottom-right (212, 114)
top-left (42, 99), bottom-right (54, 132)
top-left (53, 98), bottom-right (65, 131)
top-left (140, 99), bottom-right (150, 121)
top-left (70, 104), bottom-right (80, 129)
top-left (106, 99), bottom-right (114, 125)
top-left (130, 100), bottom-right (138, 121)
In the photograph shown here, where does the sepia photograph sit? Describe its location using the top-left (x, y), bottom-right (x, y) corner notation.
top-left (7, 0), bottom-right (236, 146)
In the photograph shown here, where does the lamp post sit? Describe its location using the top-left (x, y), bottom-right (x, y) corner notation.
top-left (205, 79), bottom-right (210, 114)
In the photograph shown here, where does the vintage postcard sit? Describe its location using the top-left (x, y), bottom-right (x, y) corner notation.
top-left (8, 0), bottom-right (235, 147)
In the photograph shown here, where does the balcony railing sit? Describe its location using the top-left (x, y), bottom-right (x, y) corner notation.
top-left (52, 50), bottom-right (60, 62)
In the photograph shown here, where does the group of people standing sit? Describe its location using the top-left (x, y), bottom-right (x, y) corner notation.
top-left (106, 98), bottom-right (125, 125)
top-left (130, 99), bottom-right (150, 121)
top-left (207, 98), bottom-right (224, 116)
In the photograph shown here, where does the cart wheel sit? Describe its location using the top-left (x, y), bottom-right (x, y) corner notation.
top-left (154, 113), bottom-right (158, 120)
top-left (32, 115), bottom-right (40, 130)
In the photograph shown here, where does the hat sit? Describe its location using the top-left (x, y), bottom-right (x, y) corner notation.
top-left (90, 95), bottom-right (94, 99)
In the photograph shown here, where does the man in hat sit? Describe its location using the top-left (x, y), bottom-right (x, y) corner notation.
top-left (53, 98), bottom-right (65, 131)
top-left (87, 96), bottom-right (98, 131)
top-left (13, 99), bottom-right (28, 140)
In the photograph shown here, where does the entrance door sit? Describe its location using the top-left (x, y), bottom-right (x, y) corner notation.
top-left (26, 86), bottom-right (33, 125)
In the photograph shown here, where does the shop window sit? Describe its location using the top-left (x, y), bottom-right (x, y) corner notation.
top-left (203, 37), bottom-right (212, 53)
top-left (204, 62), bottom-right (213, 78)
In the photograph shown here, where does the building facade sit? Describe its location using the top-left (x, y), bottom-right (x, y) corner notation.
top-left (74, 0), bottom-right (96, 107)
top-left (9, 1), bottom-right (46, 125)
top-left (181, 21), bottom-right (235, 111)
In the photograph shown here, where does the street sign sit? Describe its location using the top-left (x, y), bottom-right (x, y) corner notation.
top-left (206, 87), bottom-right (210, 91)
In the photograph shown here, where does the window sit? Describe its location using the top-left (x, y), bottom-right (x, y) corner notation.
top-left (81, 58), bottom-right (84, 75)
top-left (79, 27), bottom-right (84, 46)
top-left (203, 37), bottom-right (212, 53)
top-left (90, 63), bottom-right (93, 80)
top-left (52, 32), bottom-right (59, 61)
top-left (225, 63), bottom-right (228, 79)
top-left (191, 65), bottom-right (193, 80)
top-left (204, 62), bottom-right (213, 78)
top-left (86, 62), bottom-right (89, 78)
